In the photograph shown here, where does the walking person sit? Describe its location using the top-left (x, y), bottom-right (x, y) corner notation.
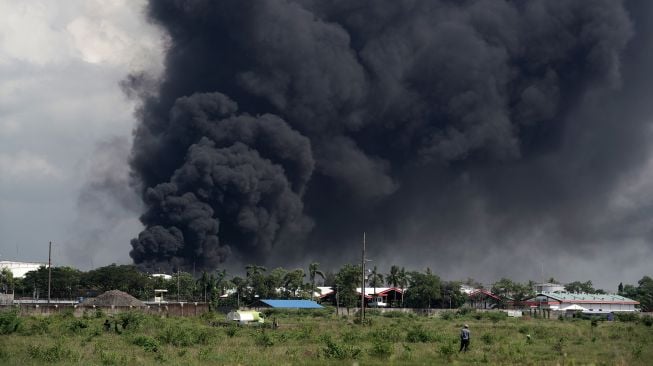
top-left (459, 324), bottom-right (470, 352)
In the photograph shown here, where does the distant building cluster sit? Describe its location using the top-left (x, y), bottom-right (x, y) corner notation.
top-left (467, 282), bottom-right (639, 314)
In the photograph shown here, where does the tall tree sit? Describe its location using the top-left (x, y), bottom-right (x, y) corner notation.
top-left (565, 280), bottom-right (595, 293)
top-left (245, 264), bottom-right (267, 301)
top-left (367, 265), bottom-right (384, 296)
top-left (335, 264), bottom-right (361, 311)
top-left (283, 269), bottom-right (305, 298)
top-left (0, 268), bottom-right (13, 294)
top-left (637, 276), bottom-right (653, 312)
top-left (404, 269), bottom-right (441, 308)
top-left (397, 267), bottom-right (409, 307)
top-left (386, 265), bottom-right (401, 306)
top-left (197, 271), bottom-right (210, 302)
top-left (308, 262), bottom-right (325, 301)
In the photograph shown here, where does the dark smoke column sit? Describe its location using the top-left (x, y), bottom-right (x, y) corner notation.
top-left (129, 0), bottom-right (634, 272)
top-left (130, 92), bottom-right (314, 271)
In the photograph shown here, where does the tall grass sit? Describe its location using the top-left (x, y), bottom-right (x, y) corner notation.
top-left (0, 308), bottom-right (651, 365)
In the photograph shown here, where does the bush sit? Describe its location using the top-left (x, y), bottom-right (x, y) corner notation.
top-left (456, 307), bottom-right (475, 317)
top-left (322, 338), bottom-right (361, 359)
top-left (254, 331), bottom-right (274, 347)
top-left (368, 340), bottom-right (393, 358)
top-left (67, 318), bottom-right (89, 334)
top-left (132, 335), bottom-right (159, 353)
top-left (369, 326), bottom-right (402, 343)
top-left (158, 325), bottom-right (214, 347)
top-left (27, 343), bottom-right (76, 362)
top-left (614, 312), bottom-right (638, 322)
top-left (484, 311), bottom-right (508, 322)
top-left (117, 311), bottom-right (144, 330)
top-left (642, 316), bottom-right (653, 327)
top-left (406, 326), bottom-right (432, 343)
top-left (383, 311), bottom-right (415, 319)
top-left (226, 325), bottom-right (239, 338)
top-left (0, 310), bottom-right (21, 334)
top-left (481, 332), bottom-right (495, 345)
top-left (439, 311), bottom-right (455, 320)
top-left (439, 341), bottom-right (456, 359)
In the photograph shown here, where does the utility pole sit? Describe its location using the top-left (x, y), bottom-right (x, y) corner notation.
top-left (47, 241), bottom-right (52, 304)
top-left (361, 232), bottom-right (366, 323)
top-left (177, 267), bottom-right (181, 302)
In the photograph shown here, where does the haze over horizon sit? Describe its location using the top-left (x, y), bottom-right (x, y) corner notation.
top-left (2, 0), bottom-right (653, 290)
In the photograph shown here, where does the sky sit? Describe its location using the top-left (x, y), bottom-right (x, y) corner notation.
top-left (1, 0), bottom-right (652, 291)
top-left (0, 0), bottom-right (159, 268)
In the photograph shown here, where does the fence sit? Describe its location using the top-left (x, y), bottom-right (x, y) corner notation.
top-left (0, 302), bottom-right (210, 317)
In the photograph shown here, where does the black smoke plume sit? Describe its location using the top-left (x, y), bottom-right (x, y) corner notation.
top-left (129, 0), bottom-right (653, 282)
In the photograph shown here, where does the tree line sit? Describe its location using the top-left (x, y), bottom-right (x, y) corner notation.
top-left (1, 264), bottom-right (651, 311)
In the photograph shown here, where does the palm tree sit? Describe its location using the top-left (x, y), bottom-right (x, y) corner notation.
top-left (231, 276), bottom-right (247, 308)
top-left (397, 267), bottom-right (409, 307)
top-left (386, 265), bottom-right (401, 306)
top-left (308, 262), bottom-right (325, 301)
top-left (196, 271), bottom-right (210, 302)
top-left (368, 265), bottom-right (384, 298)
top-left (245, 264), bottom-right (267, 278)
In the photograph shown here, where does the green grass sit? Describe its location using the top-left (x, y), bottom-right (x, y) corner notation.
top-left (0, 309), bottom-right (651, 365)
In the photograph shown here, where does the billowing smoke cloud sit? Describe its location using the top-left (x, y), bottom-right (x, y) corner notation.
top-left (128, 0), bottom-right (653, 282)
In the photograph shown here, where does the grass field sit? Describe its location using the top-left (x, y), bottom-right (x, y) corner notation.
top-left (1, 308), bottom-right (652, 365)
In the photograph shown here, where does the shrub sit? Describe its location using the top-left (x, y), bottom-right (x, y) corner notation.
top-left (383, 311), bottom-right (415, 319)
top-left (60, 308), bottom-right (75, 318)
top-left (406, 326), bottom-right (432, 343)
top-left (132, 335), bottom-right (159, 353)
top-left (456, 307), bottom-right (475, 317)
top-left (0, 310), bottom-right (21, 334)
top-left (23, 316), bottom-right (51, 335)
top-left (117, 311), bottom-right (144, 330)
top-left (481, 332), bottom-right (495, 345)
top-left (642, 316), bottom-right (653, 327)
top-left (368, 340), bottom-right (393, 358)
top-left (95, 308), bottom-right (105, 319)
top-left (226, 325), bottom-right (239, 337)
top-left (158, 325), bottom-right (213, 347)
top-left (27, 343), bottom-right (76, 362)
top-left (67, 318), bottom-right (89, 333)
top-left (99, 351), bottom-right (125, 365)
top-left (439, 311), bottom-right (454, 320)
top-left (322, 338), bottom-right (362, 359)
top-left (484, 311), bottom-right (508, 322)
top-left (370, 326), bottom-right (402, 343)
top-left (439, 341), bottom-right (456, 359)
top-left (341, 329), bottom-right (362, 343)
top-left (614, 312), bottom-right (638, 322)
top-left (254, 331), bottom-right (274, 347)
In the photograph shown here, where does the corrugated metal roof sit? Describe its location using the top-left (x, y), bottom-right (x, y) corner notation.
top-left (259, 300), bottom-right (324, 309)
top-left (538, 292), bottom-right (639, 304)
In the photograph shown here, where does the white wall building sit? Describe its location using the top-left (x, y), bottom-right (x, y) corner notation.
top-left (0, 261), bottom-right (47, 278)
top-left (536, 292), bottom-right (639, 313)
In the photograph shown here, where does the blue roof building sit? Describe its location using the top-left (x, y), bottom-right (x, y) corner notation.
top-left (257, 299), bottom-right (324, 309)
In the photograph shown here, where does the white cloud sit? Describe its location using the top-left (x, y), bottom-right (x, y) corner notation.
top-left (0, 151), bottom-right (64, 181)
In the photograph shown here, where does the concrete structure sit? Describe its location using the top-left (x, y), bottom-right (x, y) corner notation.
top-left (533, 283), bottom-right (565, 293)
top-left (154, 289), bottom-right (168, 303)
top-left (534, 292), bottom-right (639, 313)
top-left (0, 261), bottom-right (47, 278)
